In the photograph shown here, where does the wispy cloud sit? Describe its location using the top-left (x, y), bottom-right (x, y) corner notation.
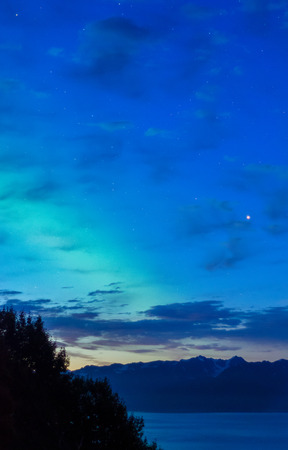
top-left (71, 16), bottom-right (150, 96)
top-left (88, 288), bottom-right (124, 296)
top-left (203, 236), bottom-right (248, 271)
top-left (70, 133), bottom-right (122, 168)
top-left (178, 198), bottom-right (254, 270)
top-left (0, 289), bottom-right (23, 296)
top-left (180, 199), bottom-right (249, 236)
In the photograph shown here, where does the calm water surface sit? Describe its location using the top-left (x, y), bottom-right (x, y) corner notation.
top-left (139, 413), bottom-right (288, 450)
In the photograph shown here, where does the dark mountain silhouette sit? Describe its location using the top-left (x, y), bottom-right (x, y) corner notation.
top-left (73, 356), bottom-right (288, 412)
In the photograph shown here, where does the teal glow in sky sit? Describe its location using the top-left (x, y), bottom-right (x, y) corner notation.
top-left (1, 0), bottom-right (288, 369)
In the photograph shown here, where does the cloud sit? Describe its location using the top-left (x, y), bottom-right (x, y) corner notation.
top-left (179, 198), bottom-right (253, 270)
top-left (71, 312), bottom-right (99, 320)
top-left (234, 306), bottom-right (288, 342)
top-left (72, 16), bottom-right (150, 94)
top-left (145, 128), bottom-right (172, 138)
top-left (28, 299), bottom-right (52, 305)
top-left (28, 300), bottom-right (288, 358)
top-left (126, 349), bottom-right (158, 354)
top-left (36, 300), bottom-right (243, 349)
top-left (47, 47), bottom-right (64, 57)
top-left (226, 164), bottom-right (288, 236)
top-left (144, 300), bottom-right (237, 323)
top-left (180, 199), bottom-right (245, 236)
top-left (0, 298), bottom-right (103, 322)
top-left (264, 223), bottom-right (288, 235)
top-left (0, 77), bottom-right (23, 92)
top-left (264, 188), bottom-right (288, 220)
top-left (181, 2), bottom-right (226, 21)
top-left (106, 282), bottom-right (122, 287)
top-left (3, 297), bottom-right (286, 360)
top-left (191, 108), bottom-right (229, 150)
top-left (183, 343), bottom-right (242, 352)
top-left (0, 299), bottom-right (53, 315)
top-left (88, 288), bottom-right (124, 296)
top-left (70, 133), bottom-right (122, 167)
top-left (227, 163), bottom-right (288, 196)
top-left (0, 289), bottom-right (22, 296)
top-left (0, 178), bottom-right (61, 206)
top-left (203, 237), bottom-right (247, 271)
top-left (25, 180), bottom-right (60, 202)
top-left (96, 121), bottom-right (133, 132)
top-left (2, 298), bottom-right (51, 307)
top-left (238, 0), bottom-right (281, 34)
top-left (78, 17), bottom-right (149, 66)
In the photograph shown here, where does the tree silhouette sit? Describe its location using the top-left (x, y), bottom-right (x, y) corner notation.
top-left (0, 308), bottom-right (160, 450)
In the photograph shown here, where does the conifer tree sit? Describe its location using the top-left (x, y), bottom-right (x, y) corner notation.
top-left (0, 308), bottom-right (161, 450)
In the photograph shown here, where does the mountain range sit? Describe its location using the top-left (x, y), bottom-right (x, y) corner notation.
top-left (72, 356), bottom-right (288, 412)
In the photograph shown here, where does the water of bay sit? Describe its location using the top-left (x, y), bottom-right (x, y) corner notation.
top-left (139, 412), bottom-right (288, 450)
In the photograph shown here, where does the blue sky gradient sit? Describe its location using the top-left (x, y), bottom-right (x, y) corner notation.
top-left (1, 0), bottom-right (288, 368)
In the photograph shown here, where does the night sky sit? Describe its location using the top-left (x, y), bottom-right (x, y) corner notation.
top-left (1, 0), bottom-right (288, 369)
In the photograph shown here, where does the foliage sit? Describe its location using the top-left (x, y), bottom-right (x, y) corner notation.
top-left (0, 308), bottom-right (160, 450)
